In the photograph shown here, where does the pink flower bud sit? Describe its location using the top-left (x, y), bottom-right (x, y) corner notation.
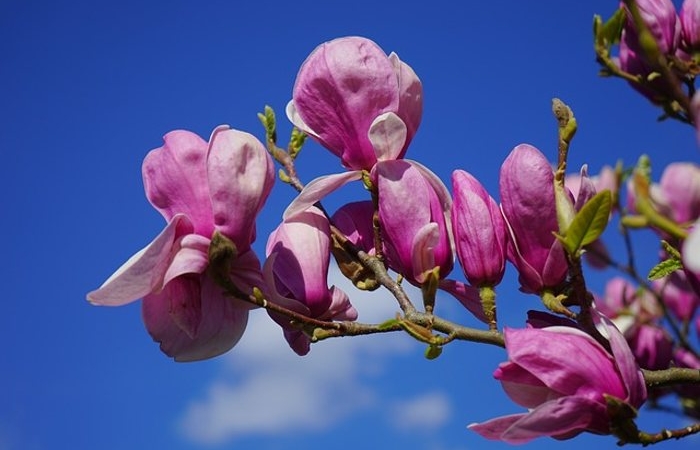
top-left (451, 170), bottom-right (507, 287)
top-left (87, 126), bottom-right (272, 361)
top-left (624, 0), bottom-right (680, 55)
top-left (264, 207), bottom-right (357, 355)
top-left (469, 315), bottom-right (646, 444)
top-left (499, 144), bottom-right (567, 294)
top-left (375, 160), bottom-right (453, 284)
top-left (288, 36), bottom-right (422, 170)
top-left (681, 0), bottom-right (700, 50)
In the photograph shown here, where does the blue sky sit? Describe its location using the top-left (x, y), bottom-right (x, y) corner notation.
top-left (2, 1), bottom-right (699, 449)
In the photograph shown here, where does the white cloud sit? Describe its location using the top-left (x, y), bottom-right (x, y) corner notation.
top-left (179, 265), bottom-right (425, 444)
top-left (388, 391), bottom-right (452, 432)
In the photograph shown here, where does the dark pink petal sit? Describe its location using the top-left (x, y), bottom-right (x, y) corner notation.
top-left (331, 201), bottom-right (376, 254)
top-left (207, 126), bottom-right (274, 251)
top-left (283, 171), bottom-right (363, 220)
top-left (143, 131), bottom-right (214, 236)
top-left (87, 214), bottom-right (194, 306)
top-left (451, 170), bottom-right (507, 286)
top-left (438, 279), bottom-right (488, 323)
top-left (594, 312), bottom-right (647, 407)
top-left (142, 274), bottom-right (249, 362)
top-left (293, 36), bottom-right (400, 170)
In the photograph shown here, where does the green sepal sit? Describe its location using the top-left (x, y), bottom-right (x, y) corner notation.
top-left (377, 318), bottom-right (401, 331)
top-left (557, 190), bottom-right (612, 256)
top-left (424, 345), bottom-right (442, 360)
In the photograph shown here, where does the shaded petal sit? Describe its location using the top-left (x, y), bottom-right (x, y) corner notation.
top-left (468, 414), bottom-right (529, 443)
top-left (142, 274), bottom-right (249, 362)
top-left (283, 171), bottom-right (362, 220)
top-left (87, 214), bottom-right (194, 306)
top-left (325, 285), bottom-right (358, 321)
top-left (143, 131), bottom-right (214, 236)
top-left (683, 220), bottom-right (700, 272)
top-left (207, 126), bottom-right (274, 250)
top-left (368, 112), bottom-right (407, 161)
top-left (497, 362), bottom-right (553, 408)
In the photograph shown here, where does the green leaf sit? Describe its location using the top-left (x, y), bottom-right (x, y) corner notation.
top-left (648, 258), bottom-right (683, 281)
top-left (560, 190), bottom-right (612, 255)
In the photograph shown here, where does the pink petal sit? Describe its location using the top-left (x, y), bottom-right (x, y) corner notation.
top-left (162, 234), bottom-right (210, 286)
top-left (410, 222), bottom-right (439, 282)
top-left (142, 131), bottom-right (214, 236)
top-left (388, 52), bottom-right (423, 153)
top-left (504, 327), bottom-right (627, 400)
top-left (438, 279), bottom-right (489, 324)
top-left (207, 126), bottom-right (274, 250)
top-left (283, 171), bottom-right (362, 220)
top-left (87, 214), bottom-right (193, 306)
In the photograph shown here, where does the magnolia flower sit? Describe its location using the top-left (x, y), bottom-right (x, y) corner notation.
top-left (87, 126), bottom-right (274, 361)
top-left (287, 36), bottom-right (422, 171)
top-left (375, 159), bottom-right (453, 284)
top-left (469, 315), bottom-right (647, 444)
top-left (451, 170), bottom-right (507, 287)
top-left (499, 144), bottom-right (568, 294)
top-left (264, 207), bottom-right (357, 355)
top-left (283, 36), bottom-right (423, 220)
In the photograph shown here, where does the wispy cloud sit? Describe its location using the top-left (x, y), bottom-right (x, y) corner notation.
top-left (179, 264), bottom-right (438, 444)
top-left (388, 391), bottom-right (452, 432)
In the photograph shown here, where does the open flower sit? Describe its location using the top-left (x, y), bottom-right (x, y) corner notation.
top-left (283, 36), bottom-right (423, 220)
top-left (287, 36), bottom-right (422, 171)
top-left (86, 126), bottom-right (274, 361)
top-left (469, 315), bottom-right (647, 444)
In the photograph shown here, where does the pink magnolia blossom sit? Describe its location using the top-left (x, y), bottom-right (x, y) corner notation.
top-left (264, 207), bottom-right (357, 356)
top-left (87, 126), bottom-right (274, 361)
top-left (287, 36), bottom-right (422, 171)
top-left (469, 315), bottom-right (647, 444)
top-left (375, 159), bottom-right (453, 284)
top-left (499, 144), bottom-right (568, 294)
top-left (451, 169), bottom-right (507, 287)
top-left (331, 201), bottom-right (376, 255)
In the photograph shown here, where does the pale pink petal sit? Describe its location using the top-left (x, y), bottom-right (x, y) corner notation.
top-left (368, 112), bottom-right (407, 161)
top-left (683, 221), bottom-right (700, 272)
top-left (283, 171), bottom-right (362, 220)
top-left (325, 285), bottom-right (358, 321)
top-left (468, 414), bottom-right (528, 443)
top-left (388, 52), bottom-right (423, 152)
top-left (162, 234), bottom-right (210, 286)
top-left (87, 214), bottom-right (193, 306)
top-left (142, 131), bottom-right (214, 236)
top-left (497, 362), bottom-right (553, 408)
